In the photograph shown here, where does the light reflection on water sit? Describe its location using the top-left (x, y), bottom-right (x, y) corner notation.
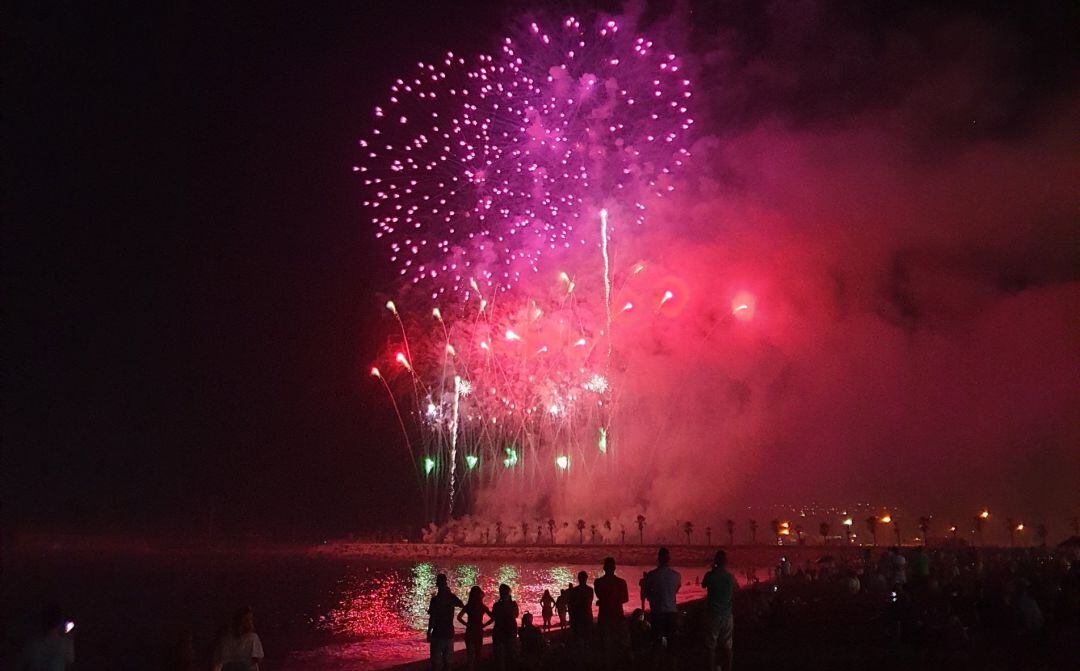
top-left (320, 561), bottom-right (699, 642)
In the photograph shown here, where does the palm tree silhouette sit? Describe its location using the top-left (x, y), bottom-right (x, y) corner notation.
top-left (865, 516), bottom-right (878, 546)
top-left (892, 519), bottom-right (901, 546)
top-left (918, 516), bottom-right (931, 545)
top-left (495, 520), bottom-right (503, 544)
top-left (636, 515), bottom-right (646, 544)
top-left (576, 519), bottom-right (586, 544)
top-left (973, 515), bottom-right (985, 546)
top-left (1006, 518), bottom-right (1017, 547)
top-left (794, 524), bottom-right (805, 545)
top-left (748, 519), bottom-right (758, 544)
top-left (726, 519), bottom-right (736, 546)
top-left (522, 521), bottom-right (529, 545)
top-left (705, 526), bottom-right (712, 546)
top-left (819, 521), bottom-right (830, 545)
top-left (770, 519), bottom-right (782, 545)
top-left (547, 518), bottom-right (556, 544)
top-left (604, 519), bottom-right (612, 537)
top-left (682, 521), bottom-right (694, 545)
top-left (537, 525), bottom-right (544, 544)
top-left (590, 523), bottom-right (598, 544)
top-left (620, 526), bottom-right (626, 545)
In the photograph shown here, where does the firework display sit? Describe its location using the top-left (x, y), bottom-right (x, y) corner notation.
top-left (361, 16), bottom-right (694, 520)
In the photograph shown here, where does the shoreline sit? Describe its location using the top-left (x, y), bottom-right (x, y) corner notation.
top-left (12, 532), bottom-right (879, 565)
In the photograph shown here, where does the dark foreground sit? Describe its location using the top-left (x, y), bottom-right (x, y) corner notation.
top-left (394, 546), bottom-right (1080, 671)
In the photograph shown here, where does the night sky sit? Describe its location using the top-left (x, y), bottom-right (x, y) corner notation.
top-left (5, 1), bottom-right (1078, 539)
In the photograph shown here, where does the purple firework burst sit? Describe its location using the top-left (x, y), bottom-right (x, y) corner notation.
top-left (358, 15), bottom-right (693, 300)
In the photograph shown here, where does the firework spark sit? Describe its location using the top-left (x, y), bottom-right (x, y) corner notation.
top-left (359, 15), bottom-right (692, 298)
top-left (364, 15), bottom-right (693, 521)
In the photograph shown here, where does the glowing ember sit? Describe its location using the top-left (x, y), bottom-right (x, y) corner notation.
top-left (731, 291), bottom-right (755, 321)
top-left (503, 446), bottom-right (518, 468)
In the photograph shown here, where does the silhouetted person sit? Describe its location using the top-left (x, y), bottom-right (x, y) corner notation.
top-left (518, 612), bottom-right (547, 670)
top-left (895, 547), bottom-right (909, 586)
top-left (555, 584), bottom-right (571, 627)
top-left (911, 546), bottom-right (930, 591)
top-left (213, 606), bottom-right (264, 671)
top-left (568, 570), bottom-right (595, 647)
top-left (642, 547), bottom-right (680, 655)
top-left (628, 608), bottom-right (650, 652)
top-left (594, 557), bottom-right (630, 668)
top-left (702, 549), bottom-right (737, 671)
top-left (540, 589), bottom-right (556, 630)
top-left (491, 583), bottom-right (519, 671)
top-left (18, 604), bottom-right (74, 671)
top-left (776, 555), bottom-right (791, 580)
top-left (426, 574), bottom-right (464, 671)
top-left (1013, 581), bottom-right (1044, 634)
top-left (457, 585), bottom-right (493, 671)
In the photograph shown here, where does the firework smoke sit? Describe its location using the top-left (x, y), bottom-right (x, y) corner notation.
top-left (366, 5), bottom-right (1079, 527)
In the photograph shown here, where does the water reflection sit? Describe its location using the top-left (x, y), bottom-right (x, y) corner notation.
top-left (322, 561), bottom-right (636, 641)
top-left (318, 560), bottom-right (767, 650)
top-left (454, 564), bottom-right (479, 596)
top-left (548, 565), bottom-right (574, 591)
top-left (305, 560), bottom-right (772, 669)
top-left (322, 567), bottom-right (413, 640)
top-left (496, 564), bottom-right (518, 591)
